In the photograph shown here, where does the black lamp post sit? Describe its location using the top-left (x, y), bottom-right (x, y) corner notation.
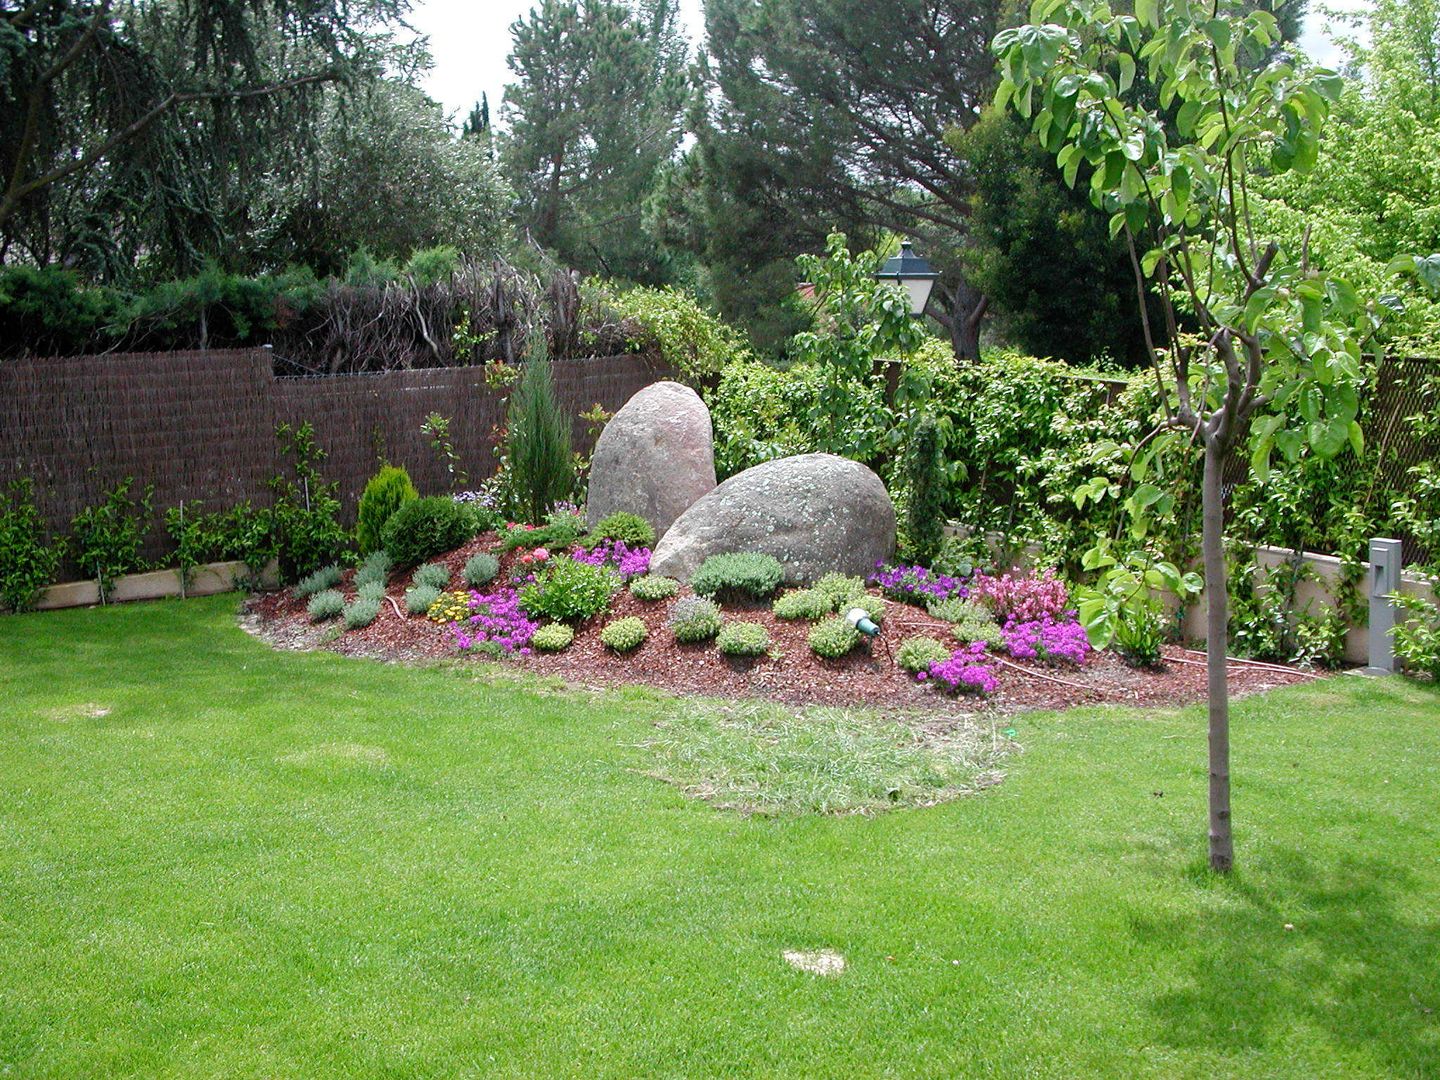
top-left (876, 240), bottom-right (938, 316)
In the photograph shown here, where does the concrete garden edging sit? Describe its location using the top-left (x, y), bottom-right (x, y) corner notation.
top-left (33, 559), bottom-right (280, 611)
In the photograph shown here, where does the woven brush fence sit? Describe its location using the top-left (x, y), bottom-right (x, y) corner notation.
top-left (0, 347), bottom-right (673, 576)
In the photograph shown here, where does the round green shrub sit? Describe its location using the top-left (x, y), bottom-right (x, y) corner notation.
top-left (343, 595), bottom-right (381, 629)
top-left (667, 596), bottom-right (723, 643)
top-left (809, 616), bottom-right (861, 659)
top-left (813, 572), bottom-right (865, 610)
top-left (772, 588), bottom-right (832, 620)
top-left (897, 635), bottom-right (951, 674)
top-left (404, 583), bottom-right (442, 616)
top-left (294, 563), bottom-right (342, 600)
top-left (953, 615), bottom-right (1005, 650)
top-left (354, 550), bottom-right (392, 589)
top-left (630, 574), bottom-right (680, 601)
top-left (690, 552), bottom-right (784, 603)
top-left (518, 555), bottom-right (619, 622)
top-left (500, 518), bottom-right (583, 553)
top-left (926, 597), bottom-right (986, 623)
top-left (463, 552), bottom-right (500, 588)
top-left (307, 588), bottom-right (344, 622)
top-left (584, 511), bottom-right (656, 549)
top-left (356, 465), bottom-right (418, 556)
top-left (530, 623), bottom-right (575, 652)
top-left (357, 580), bottom-right (386, 603)
top-left (381, 495), bottom-right (470, 568)
top-left (600, 615), bottom-right (648, 652)
top-left (412, 561), bottom-right (450, 590)
top-left (717, 621), bottom-right (771, 657)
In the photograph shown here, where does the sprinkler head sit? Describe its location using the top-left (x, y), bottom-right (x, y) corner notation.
top-left (845, 607), bottom-right (879, 637)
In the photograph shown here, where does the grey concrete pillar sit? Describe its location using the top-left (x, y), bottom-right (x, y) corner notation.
top-left (1365, 538), bottom-right (1404, 674)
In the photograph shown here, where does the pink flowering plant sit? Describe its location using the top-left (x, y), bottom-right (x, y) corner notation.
top-left (453, 587), bottom-right (540, 656)
top-left (923, 642), bottom-right (1000, 695)
top-left (969, 569), bottom-right (1070, 624)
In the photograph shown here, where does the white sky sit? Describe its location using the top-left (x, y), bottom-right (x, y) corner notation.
top-left (407, 0), bottom-right (1371, 127)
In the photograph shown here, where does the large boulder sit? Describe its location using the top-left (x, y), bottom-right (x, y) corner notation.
top-left (585, 380), bottom-right (717, 535)
top-left (649, 453), bottom-right (896, 583)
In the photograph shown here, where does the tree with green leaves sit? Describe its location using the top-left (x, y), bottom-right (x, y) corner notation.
top-left (500, 0), bottom-right (688, 283)
top-left (506, 333), bottom-right (574, 524)
top-left (994, 0), bottom-right (1426, 871)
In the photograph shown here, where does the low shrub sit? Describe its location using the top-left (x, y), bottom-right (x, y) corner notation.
top-left (690, 552), bottom-right (784, 603)
top-left (772, 588), bottom-right (832, 621)
top-left (354, 550), bottom-right (392, 589)
top-left (294, 563), bottom-right (343, 600)
top-left (809, 616), bottom-right (861, 659)
top-left (518, 555), bottom-right (619, 622)
top-left (813, 572), bottom-right (865, 610)
top-left (343, 595), bottom-right (381, 629)
top-left (600, 615), bottom-right (648, 652)
top-left (463, 552), bottom-right (500, 587)
top-left (356, 465), bottom-right (418, 555)
top-left (70, 478), bottom-right (152, 601)
top-left (427, 590), bottom-right (473, 623)
top-left (500, 519), bottom-right (582, 553)
top-left (357, 580), bottom-right (386, 603)
top-left (717, 621), bottom-right (771, 657)
top-left (530, 623), bottom-right (576, 652)
top-left (381, 496), bottom-right (469, 568)
top-left (630, 574), bottom-right (680, 601)
top-left (307, 588), bottom-right (344, 622)
top-left (1393, 593), bottom-right (1440, 680)
top-left (970, 570), bottom-right (1071, 624)
top-left (0, 478), bottom-right (62, 613)
top-left (412, 562), bottom-right (450, 590)
top-left (584, 511), bottom-right (656, 549)
top-left (927, 596), bottom-right (1004, 647)
top-left (405, 583), bottom-right (442, 616)
top-left (668, 596), bottom-right (723, 643)
top-left (897, 635), bottom-right (951, 674)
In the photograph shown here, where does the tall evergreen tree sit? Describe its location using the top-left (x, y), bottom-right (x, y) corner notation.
top-left (500, 0), bottom-right (688, 283)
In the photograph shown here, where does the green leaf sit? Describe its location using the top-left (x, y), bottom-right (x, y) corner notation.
top-left (1176, 97), bottom-right (1203, 137)
top-left (1205, 18), bottom-right (1231, 52)
top-left (1135, 0), bottom-right (1158, 30)
top-left (1118, 52), bottom-right (1136, 94)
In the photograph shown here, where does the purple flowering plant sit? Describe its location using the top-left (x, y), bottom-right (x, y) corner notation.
top-left (923, 642), bottom-right (1000, 695)
top-left (569, 539), bottom-right (651, 581)
top-left (1001, 612), bottom-right (1092, 666)
top-left (453, 587), bottom-right (539, 656)
top-left (868, 561), bottom-right (970, 605)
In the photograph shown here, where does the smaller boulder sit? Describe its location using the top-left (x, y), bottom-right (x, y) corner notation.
top-left (586, 381), bottom-right (717, 535)
top-left (649, 453), bottom-right (896, 583)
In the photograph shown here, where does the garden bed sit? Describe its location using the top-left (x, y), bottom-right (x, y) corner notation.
top-left (245, 534), bottom-right (1321, 713)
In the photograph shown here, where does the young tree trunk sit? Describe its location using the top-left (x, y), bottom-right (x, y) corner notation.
top-left (1201, 438), bottom-right (1234, 872)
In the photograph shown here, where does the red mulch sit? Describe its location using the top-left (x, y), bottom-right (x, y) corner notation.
top-left (244, 534), bottom-right (1324, 714)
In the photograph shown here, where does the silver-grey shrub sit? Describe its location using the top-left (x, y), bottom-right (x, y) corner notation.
top-left (307, 588), bottom-right (344, 622)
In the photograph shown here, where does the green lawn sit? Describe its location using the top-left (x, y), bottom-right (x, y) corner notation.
top-left (1, 596), bottom-right (1437, 1078)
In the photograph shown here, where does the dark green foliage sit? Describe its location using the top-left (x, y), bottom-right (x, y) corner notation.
top-left (808, 616), bottom-right (861, 659)
top-left (897, 636), bottom-right (951, 674)
top-left (294, 564), bottom-right (343, 600)
top-left (506, 336), bottom-right (574, 525)
top-left (690, 553), bottom-right (784, 603)
top-left (530, 623), bottom-right (576, 651)
top-left (500, 519), bottom-right (583, 553)
top-left (70, 478), bottom-right (152, 602)
top-left (343, 595), bottom-right (382, 629)
top-left (585, 512), bottom-right (656, 550)
top-left (630, 574), bottom-right (680, 602)
top-left (716, 621), bottom-right (771, 657)
top-left (357, 466), bottom-right (419, 556)
top-left (411, 562), bottom-right (450, 591)
top-left (268, 423), bottom-right (349, 584)
top-left (600, 616), bottom-right (648, 652)
top-left (405, 584), bottom-right (442, 617)
top-left (667, 596), bottom-right (723, 643)
top-left (380, 497), bottom-right (469, 569)
top-left (0, 479), bottom-right (62, 613)
top-left (354, 551), bottom-right (393, 590)
top-left (903, 415), bottom-right (946, 567)
top-left (307, 589), bottom-right (344, 622)
top-left (772, 589), bottom-right (832, 621)
top-left (0, 267), bottom-right (124, 358)
top-left (463, 553), bottom-right (500, 588)
top-left (518, 556), bottom-right (619, 623)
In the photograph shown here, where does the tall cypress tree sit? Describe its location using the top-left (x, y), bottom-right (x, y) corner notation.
top-left (506, 332), bottom-right (574, 525)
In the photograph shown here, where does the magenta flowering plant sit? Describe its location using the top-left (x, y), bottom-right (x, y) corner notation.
top-left (569, 539), bottom-right (651, 581)
top-left (969, 569), bottom-right (1071, 624)
top-left (868, 561), bottom-right (970, 605)
top-left (453, 587), bottom-right (540, 655)
top-left (924, 642), bottom-right (999, 695)
top-left (1001, 613), bottom-right (1091, 666)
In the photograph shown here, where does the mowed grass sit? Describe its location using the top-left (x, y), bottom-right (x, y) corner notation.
top-left (1, 596), bottom-right (1437, 1078)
